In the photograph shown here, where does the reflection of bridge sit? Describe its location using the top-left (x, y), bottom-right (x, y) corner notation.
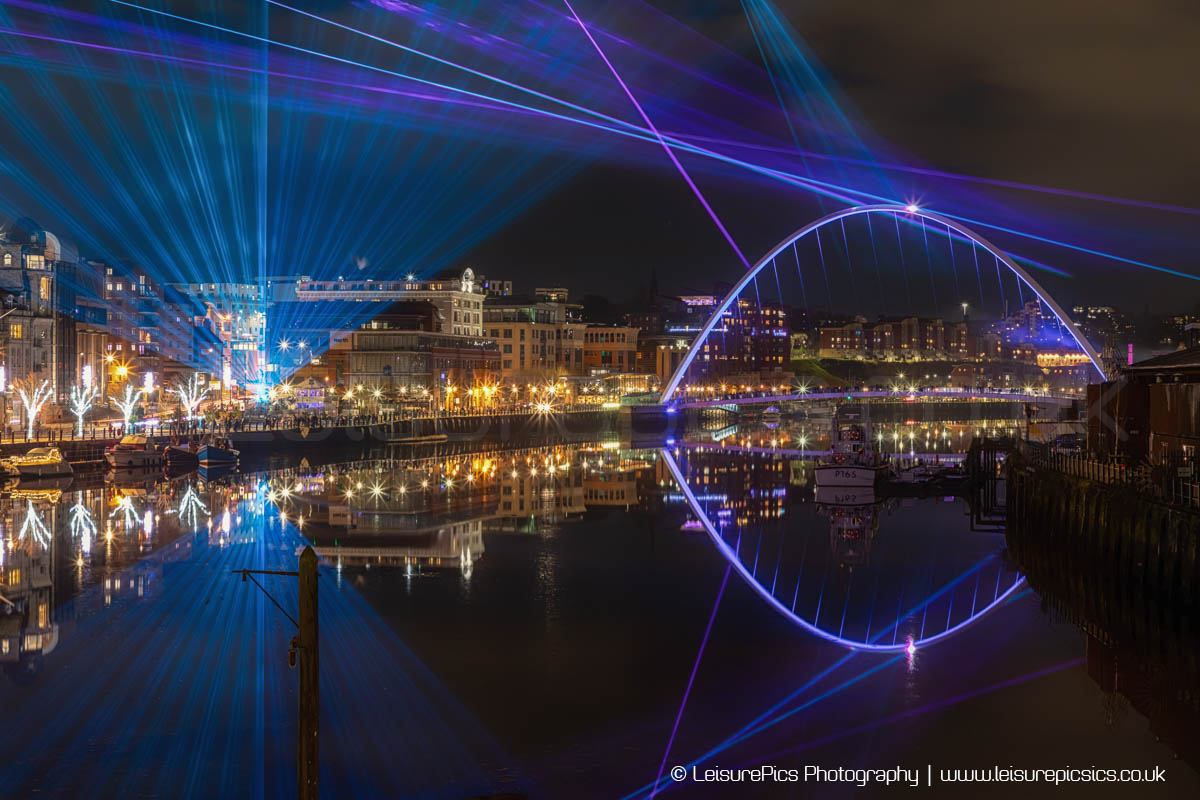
top-left (661, 447), bottom-right (1025, 653)
top-left (674, 388), bottom-right (1075, 410)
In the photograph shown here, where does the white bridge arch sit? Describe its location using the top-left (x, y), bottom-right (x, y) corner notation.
top-left (660, 203), bottom-right (1106, 404)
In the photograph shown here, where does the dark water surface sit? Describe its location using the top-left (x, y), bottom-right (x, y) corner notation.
top-left (0, 441), bottom-right (1195, 798)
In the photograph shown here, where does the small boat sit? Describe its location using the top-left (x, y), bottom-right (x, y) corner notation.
top-left (893, 464), bottom-right (936, 484)
top-left (390, 433), bottom-right (448, 444)
top-left (0, 447), bottom-right (73, 479)
top-left (198, 440), bottom-right (239, 467)
top-left (105, 435), bottom-right (164, 469)
top-left (165, 442), bottom-right (200, 467)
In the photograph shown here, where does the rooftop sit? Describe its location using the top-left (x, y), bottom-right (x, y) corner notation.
top-left (1123, 345), bottom-right (1200, 375)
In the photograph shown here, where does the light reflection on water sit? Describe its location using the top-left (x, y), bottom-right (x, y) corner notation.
top-left (0, 438), bottom-right (1194, 798)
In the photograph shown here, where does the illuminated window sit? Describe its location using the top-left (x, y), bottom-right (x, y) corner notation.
top-left (9, 323), bottom-right (22, 340)
top-left (2, 253), bottom-right (10, 266)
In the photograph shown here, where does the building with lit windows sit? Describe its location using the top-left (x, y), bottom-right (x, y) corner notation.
top-left (342, 303), bottom-right (499, 400)
top-left (483, 295), bottom-right (581, 381)
top-left (581, 325), bottom-right (639, 374)
top-left (0, 223), bottom-right (79, 403)
top-left (691, 296), bottom-right (788, 379)
top-left (295, 267), bottom-right (486, 337)
top-left (167, 281), bottom-right (266, 383)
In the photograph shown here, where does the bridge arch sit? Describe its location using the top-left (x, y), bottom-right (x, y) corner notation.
top-left (660, 203), bottom-right (1106, 405)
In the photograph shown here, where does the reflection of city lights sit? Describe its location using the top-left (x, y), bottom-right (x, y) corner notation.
top-left (20, 501), bottom-right (51, 547)
top-left (110, 495), bottom-right (138, 528)
top-left (179, 485), bottom-right (209, 530)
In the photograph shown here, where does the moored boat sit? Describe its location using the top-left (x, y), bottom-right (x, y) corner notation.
top-left (198, 439), bottom-right (239, 467)
top-left (813, 410), bottom-right (887, 488)
top-left (105, 435), bottom-right (164, 469)
top-left (165, 441), bottom-right (201, 467)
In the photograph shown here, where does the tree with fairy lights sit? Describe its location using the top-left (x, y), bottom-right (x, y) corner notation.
top-left (69, 382), bottom-right (99, 438)
top-left (110, 384), bottom-right (144, 433)
top-left (169, 373), bottom-right (209, 418)
top-left (14, 376), bottom-right (52, 439)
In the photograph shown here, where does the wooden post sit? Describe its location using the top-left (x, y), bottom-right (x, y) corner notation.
top-left (298, 546), bottom-right (319, 800)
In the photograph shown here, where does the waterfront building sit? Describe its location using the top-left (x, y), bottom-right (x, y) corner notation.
top-left (483, 295), bottom-right (579, 382)
top-left (295, 267), bottom-right (486, 337)
top-left (1088, 345), bottom-right (1200, 468)
top-left (637, 333), bottom-right (690, 384)
top-left (690, 295), bottom-right (788, 380)
top-left (581, 325), bottom-right (639, 374)
top-left (342, 303), bottom-right (499, 402)
top-left (167, 282), bottom-right (266, 383)
top-left (0, 223), bottom-right (79, 403)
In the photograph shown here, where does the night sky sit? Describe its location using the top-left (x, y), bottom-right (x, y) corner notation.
top-left (466, 0), bottom-right (1200, 308)
top-left (0, 1), bottom-right (1196, 313)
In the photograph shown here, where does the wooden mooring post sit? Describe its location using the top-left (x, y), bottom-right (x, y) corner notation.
top-left (297, 546), bottom-right (319, 800)
top-left (233, 546), bottom-right (320, 800)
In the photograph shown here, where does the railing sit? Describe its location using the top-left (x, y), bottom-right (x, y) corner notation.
top-left (0, 405), bottom-right (614, 447)
top-left (675, 386), bottom-right (1079, 407)
top-left (1023, 442), bottom-right (1200, 510)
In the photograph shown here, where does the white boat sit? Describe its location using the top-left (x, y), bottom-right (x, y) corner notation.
top-left (814, 413), bottom-right (887, 488)
top-left (0, 447), bottom-right (73, 479)
top-left (105, 435), bottom-right (164, 469)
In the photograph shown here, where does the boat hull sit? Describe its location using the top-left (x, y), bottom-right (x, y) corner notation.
top-left (197, 445), bottom-right (239, 466)
top-left (165, 446), bottom-right (200, 466)
top-left (814, 464), bottom-right (881, 487)
top-left (106, 451), bottom-right (164, 469)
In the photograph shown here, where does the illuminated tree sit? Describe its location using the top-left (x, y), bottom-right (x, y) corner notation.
top-left (169, 373), bottom-right (209, 418)
top-left (14, 377), bottom-right (52, 439)
top-left (110, 384), bottom-right (144, 432)
top-left (69, 382), bottom-right (100, 437)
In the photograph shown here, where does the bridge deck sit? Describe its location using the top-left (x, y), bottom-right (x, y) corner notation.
top-left (673, 389), bottom-right (1075, 409)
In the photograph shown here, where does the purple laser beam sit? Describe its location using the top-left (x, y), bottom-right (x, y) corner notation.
top-left (561, 0), bottom-right (752, 270)
top-left (651, 563), bottom-right (732, 798)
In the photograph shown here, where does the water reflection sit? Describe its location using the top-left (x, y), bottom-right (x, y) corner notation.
top-left (0, 476), bottom-right (244, 686)
top-left (259, 445), bottom-right (660, 578)
top-left (1008, 510), bottom-right (1200, 769)
top-left (0, 438), bottom-right (1194, 796)
top-left (662, 443), bottom-right (1023, 651)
